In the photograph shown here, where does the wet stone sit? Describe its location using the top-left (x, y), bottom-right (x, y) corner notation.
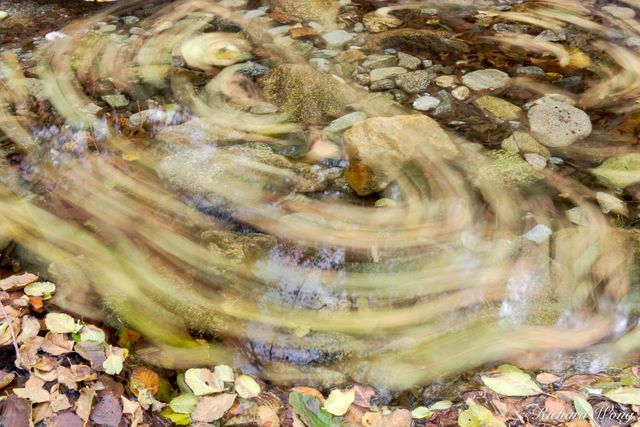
top-left (413, 95), bottom-right (441, 111)
top-left (370, 79), bottom-right (395, 91)
top-left (528, 97), bottom-right (592, 147)
top-left (473, 95), bottom-right (522, 123)
top-left (394, 70), bottom-right (434, 94)
top-left (309, 58), bottom-right (331, 73)
top-left (451, 86), bottom-right (470, 100)
top-left (362, 54), bottom-right (398, 69)
top-left (434, 75), bottom-right (457, 88)
top-left (602, 5), bottom-right (635, 19)
top-left (322, 30), bottom-right (355, 48)
top-left (462, 69), bottom-right (511, 91)
top-left (370, 66), bottom-right (407, 82)
top-left (432, 90), bottom-right (456, 118)
top-left (397, 52), bottom-right (421, 70)
top-left (516, 66), bottom-right (545, 76)
top-left (101, 94), bottom-right (129, 108)
top-left (324, 111), bottom-right (367, 133)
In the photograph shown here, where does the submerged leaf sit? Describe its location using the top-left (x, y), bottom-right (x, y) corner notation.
top-left (235, 375), bottom-right (261, 399)
top-left (169, 394), bottom-right (198, 414)
top-left (184, 368), bottom-right (225, 396)
top-left (191, 393), bottom-right (237, 422)
top-left (289, 392), bottom-right (342, 427)
top-left (323, 389), bottom-right (355, 416)
top-left (24, 281), bottom-right (56, 298)
top-left (481, 366), bottom-right (542, 397)
top-left (604, 387), bottom-right (640, 405)
top-left (45, 313), bottom-right (80, 334)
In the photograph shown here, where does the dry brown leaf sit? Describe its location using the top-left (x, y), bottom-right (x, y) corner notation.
top-left (74, 341), bottom-right (107, 370)
top-left (0, 371), bottom-right (15, 390)
top-left (13, 386), bottom-right (50, 403)
top-left (362, 411), bottom-right (382, 427)
top-left (32, 402), bottom-right (53, 425)
top-left (0, 273), bottom-right (38, 291)
top-left (351, 385), bottom-right (375, 409)
top-left (373, 409), bottom-right (412, 427)
top-left (18, 336), bottom-right (42, 369)
top-left (191, 393), bottom-right (237, 423)
top-left (257, 405), bottom-right (280, 427)
top-left (75, 385), bottom-right (96, 422)
top-left (536, 372), bottom-right (561, 385)
top-left (50, 412), bottom-right (84, 427)
top-left (0, 396), bottom-right (32, 427)
top-left (71, 364), bottom-right (97, 382)
top-left (50, 392), bottom-right (72, 413)
top-left (90, 392), bottom-right (123, 427)
top-left (41, 332), bottom-right (74, 356)
top-left (17, 315), bottom-right (40, 343)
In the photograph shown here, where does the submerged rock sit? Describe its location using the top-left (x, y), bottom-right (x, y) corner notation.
top-left (473, 149), bottom-right (543, 189)
top-left (462, 69), bottom-right (511, 91)
top-left (501, 132), bottom-right (550, 157)
top-left (268, 0), bottom-right (339, 26)
top-left (366, 29), bottom-right (469, 55)
top-left (362, 11), bottom-right (403, 33)
top-left (394, 70), bottom-right (434, 94)
top-left (259, 64), bottom-right (354, 125)
top-left (590, 153), bottom-right (640, 190)
top-left (528, 98), bottom-right (592, 147)
top-left (343, 115), bottom-right (457, 195)
top-left (473, 95), bottom-right (522, 123)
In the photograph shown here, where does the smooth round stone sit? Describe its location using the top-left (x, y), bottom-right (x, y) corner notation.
top-left (523, 224), bottom-right (552, 243)
top-left (322, 30), bottom-right (355, 48)
top-left (602, 5), bottom-right (635, 19)
top-left (0, 11), bottom-right (8, 21)
top-left (461, 69), bottom-right (510, 91)
top-left (309, 58), bottom-right (331, 73)
top-left (528, 98), bottom-right (592, 148)
top-left (451, 86), bottom-right (470, 100)
top-left (412, 95), bottom-right (441, 111)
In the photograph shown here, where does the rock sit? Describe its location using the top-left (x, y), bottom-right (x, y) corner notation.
top-left (394, 70), bottom-right (434, 93)
top-left (596, 192), bottom-right (627, 215)
top-left (536, 29), bottom-right (565, 42)
top-left (322, 30), bottom-right (355, 48)
top-left (101, 94), bottom-right (129, 108)
top-left (451, 86), bottom-right (470, 100)
top-left (462, 69), bottom-right (511, 91)
top-left (239, 61), bottom-right (270, 79)
top-left (259, 64), bottom-right (354, 125)
top-left (268, 0), bottom-right (339, 26)
top-left (590, 153), bottom-right (640, 190)
top-left (528, 98), bottom-right (592, 147)
top-left (0, 11), bottom-right (8, 21)
top-left (309, 58), bottom-right (331, 73)
top-left (362, 12), bottom-right (403, 33)
top-left (516, 66), bottom-right (545, 76)
top-left (370, 79), bottom-right (395, 91)
top-left (434, 75), bottom-right (457, 88)
top-left (422, 59), bottom-right (433, 68)
top-left (362, 54), bottom-right (398, 69)
top-left (324, 111), bottom-right (367, 133)
top-left (343, 115), bottom-right (457, 195)
top-left (353, 22), bottom-right (365, 32)
top-left (524, 153), bottom-right (547, 171)
top-left (369, 66), bottom-right (406, 82)
top-left (391, 90), bottom-right (409, 104)
top-left (412, 95), bottom-right (441, 111)
top-left (45, 31), bottom-right (68, 41)
top-left (290, 26), bottom-right (320, 38)
top-left (202, 230), bottom-right (277, 263)
top-left (121, 16), bottom-right (140, 25)
top-left (524, 224), bottom-right (552, 243)
top-left (566, 207), bottom-right (589, 226)
top-left (432, 90), bottom-right (456, 118)
top-left (396, 52), bottom-right (421, 70)
top-left (500, 132), bottom-right (550, 157)
top-left (473, 149), bottom-right (543, 189)
top-left (473, 96), bottom-right (521, 123)
top-left (99, 24), bottom-right (117, 33)
top-left (354, 74), bottom-right (370, 85)
top-left (602, 5), bottom-right (635, 19)
top-left (367, 29), bottom-right (469, 55)
top-left (157, 143), bottom-right (295, 208)
top-left (335, 48), bottom-right (366, 63)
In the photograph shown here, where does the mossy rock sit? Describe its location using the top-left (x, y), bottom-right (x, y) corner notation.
top-left (474, 149), bottom-right (543, 189)
top-left (259, 64), bottom-right (355, 125)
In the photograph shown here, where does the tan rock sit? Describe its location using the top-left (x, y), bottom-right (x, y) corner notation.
top-left (501, 132), bottom-right (550, 157)
top-left (473, 95), bottom-right (522, 123)
top-left (343, 115), bottom-right (457, 195)
top-left (269, 0), bottom-right (338, 27)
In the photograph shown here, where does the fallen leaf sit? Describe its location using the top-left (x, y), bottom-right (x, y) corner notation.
top-left (79, 324), bottom-right (106, 343)
top-left (458, 403), bottom-right (505, 427)
top-left (604, 387), bottom-right (640, 405)
top-left (13, 386), bottom-right (50, 403)
top-left (103, 354), bottom-right (124, 375)
top-left (90, 392), bottom-right (123, 427)
top-left (50, 392), bottom-right (72, 413)
top-left (45, 313), bottom-right (80, 334)
top-left (160, 408), bottom-right (192, 425)
top-left (17, 315), bottom-right (40, 343)
top-left (214, 365), bottom-right (234, 382)
top-left (411, 400), bottom-right (453, 419)
top-left (351, 385), bottom-right (375, 408)
top-left (291, 386), bottom-right (325, 403)
top-left (0, 371), bottom-right (15, 389)
top-left (481, 365), bottom-right (542, 397)
top-left (362, 411), bottom-right (382, 427)
top-left (235, 375), bottom-right (261, 399)
top-left (170, 394), bottom-right (198, 414)
top-left (536, 373), bottom-right (561, 385)
top-left (131, 367), bottom-right (160, 396)
top-left (75, 386), bottom-right (96, 422)
top-left (24, 281), bottom-right (56, 298)
top-left (75, 341), bottom-right (107, 370)
top-left (289, 392), bottom-right (340, 427)
top-left (191, 393), bottom-right (237, 422)
top-left (50, 412), bottom-right (84, 427)
top-left (373, 409), bottom-right (413, 427)
top-left (41, 332), bottom-right (74, 356)
top-left (324, 389), bottom-right (355, 416)
top-left (0, 396), bottom-right (32, 427)
top-left (185, 368), bottom-right (225, 395)
top-left (573, 396), bottom-right (594, 424)
top-left (0, 273), bottom-right (38, 291)
top-left (137, 388), bottom-right (165, 412)
top-left (258, 405), bottom-right (280, 427)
